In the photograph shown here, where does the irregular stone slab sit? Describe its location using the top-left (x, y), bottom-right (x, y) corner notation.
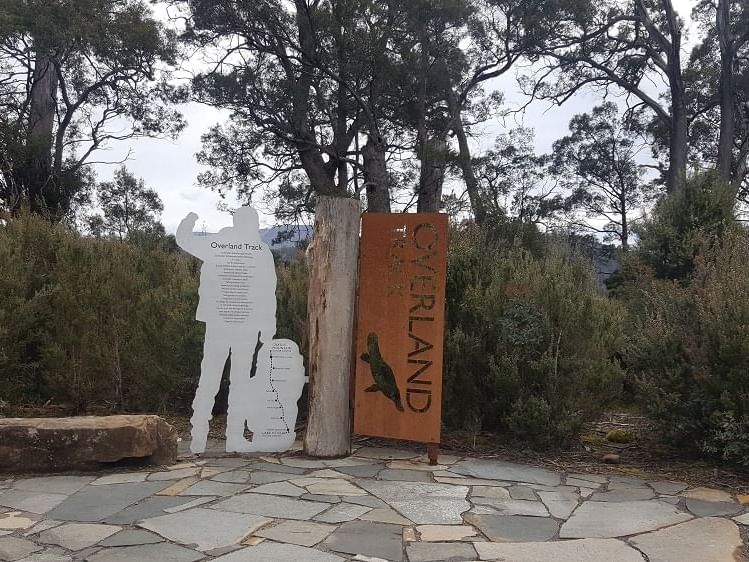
top-left (474, 538), bottom-right (645, 561)
top-left (471, 497), bottom-right (549, 517)
top-left (508, 486), bottom-right (537, 501)
top-left (336, 464), bottom-right (385, 479)
top-left (0, 490), bottom-right (68, 515)
top-left (560, 500), bottom-right (692, 538)
top-left (684, 487), bottom-right (733, 502)
top-left (435, 477), bottom-right (510, 487)
top-left (22, 519), bottom-right (62, 536)
top-left (103, 496), bottom-right (195, 524)
top-left (450, 459), bottom-right (560, 486)
top-left (181, 481), bottom-right (247, 496)
top-left (324, 521), bottom-right (404, 561)
top-left (213, 543), bottom-right (345, 562)
top-left (416, 525), bottom-right (477, 541)
top-left (378, 469), bottom-right (432, 483)
top-left (356, 480), bottom-right (469, 524)
top-left (163, 497), bottom-right (216, 513)
top-left (16, 548), bottom-right (71, 562)
top-left (307, 469), bottom-right (354, 480)
top-left (212, 470), bottom-right (252, 484)
top-left (39, 522), bottom-right (120, 550)
top-left (256, 520), bottom-right (336, 546)
top-left (156, 477), bottom-right (200, 496)
top-left (250, 482), bottom-right (305, 497)
top-left (685, 498), bottom-right (742, 517)
top-left (99, 529), bottom-right (164, 546)
top-left (279, 457), bottom-right (372, 469)
top-left (140, 507), bottom-right (269, 551)
top-left (631, 517), bottom-right (741, 562)
top-left (147, 468), bottom-right (200, 482)
top-left (388, 461), bottom-right (448, 472)
top-left (343, 496), bottom-right (389, 509)
top-left (648, 481), bottom-right (688, 495)
top-left (733, 513), bottom-right (749, 525)
top-left (91, 473), bottom-right (149, 486)
top-left (359, 508), bottom-right (413, 525)
top-left (48, 482), bottom-right (167, 522)
top-left (0, 536), bottom-right (42, 561)
top-left (537, 490), bottom-right (579, 519)
top-left (296, 479), bottom-right (367, 497)
top-left (0, 416), bottom-right (177, 471)
top-left (0, 513), bottom-right (38, 530)
top-left (251, 462), bottom-right (306, 474)
top-left (471, 486), bottom-right (510, 500)
top-left (407, 542), bottom-right (477, 562)
top-left (565, 478), bottom-right (602, 489)
top-left (591, 489), bottom-right (655, 502)
top-left (87, 542), bottom-right (204, 562)
top-left (314, 503), bottom-right (372, 523)
top-left (465, 513), bottom-right (558, 542)
top-left (354, 447), bottom-right (419, 460)
top-left (212, 493), bottom-right (329, 520)
top-left (303, 494), bottom-right (342, 503)
top-left (13, 477), bottom-right (93, 496)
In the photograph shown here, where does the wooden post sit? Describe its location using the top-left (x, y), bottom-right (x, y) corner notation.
top-left (304, 196), bottom-right (361, 457)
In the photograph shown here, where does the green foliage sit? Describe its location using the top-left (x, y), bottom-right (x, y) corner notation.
top-left (0, 213), bottom-right (201, 412)
top-left (627, 228), bottom-right (749, 465)
top-left (443, 225), bottom-right (625, 446)
top-left (274, 253), bottom-right (309, 359)
top-left (87, 166), bottom-right (165, 241)
top-left (636, 172), bottom-right (736, 280)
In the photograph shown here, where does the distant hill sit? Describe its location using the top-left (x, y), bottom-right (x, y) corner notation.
top-left (260, 225), bottom-right (313, 258)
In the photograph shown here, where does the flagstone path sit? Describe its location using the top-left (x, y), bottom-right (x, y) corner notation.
top-left (0, 440), bottom-right (746, 561)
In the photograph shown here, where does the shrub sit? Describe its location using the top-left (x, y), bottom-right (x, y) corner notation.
top-left (0, 214), bottom-right (202, 412)
top-left (636, 172), bottom-right (735, 280)
top-left (443, 226), bottom-right (625, 447)
top-left (629, 229), bottom-right (749, 465)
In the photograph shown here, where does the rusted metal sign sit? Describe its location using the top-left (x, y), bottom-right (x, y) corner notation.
top-left (353, 213), bottom-right (448, 446)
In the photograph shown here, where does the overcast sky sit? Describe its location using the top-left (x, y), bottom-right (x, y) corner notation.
top-left (93, 0), bottom-right (697, 233)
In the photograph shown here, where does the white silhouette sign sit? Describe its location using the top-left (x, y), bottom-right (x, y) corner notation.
top-left (176, 206), bottom-right (306, 454)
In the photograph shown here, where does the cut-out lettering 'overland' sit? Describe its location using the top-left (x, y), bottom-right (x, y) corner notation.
top-left (176, 206), bottom-right (305, 454)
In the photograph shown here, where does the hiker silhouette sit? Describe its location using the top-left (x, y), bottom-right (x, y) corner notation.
top-left (176, 206), bottom-right (276, 453)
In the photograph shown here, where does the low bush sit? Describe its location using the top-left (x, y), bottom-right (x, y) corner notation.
top-left (0, 214), bottom-right (202, 412)
top-left (443, 225), bottom-right (625, 447)
top-left (628, 230), bottom-right (749, 465)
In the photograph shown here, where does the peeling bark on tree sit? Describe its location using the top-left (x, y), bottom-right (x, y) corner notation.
top-left (303, 196), bottom-right (361, 457)
top-left (362, 134), bottom-right (391, 213)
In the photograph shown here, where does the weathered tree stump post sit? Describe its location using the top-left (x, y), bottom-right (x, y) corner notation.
top-left (304, 196), bottom-right (361, 457)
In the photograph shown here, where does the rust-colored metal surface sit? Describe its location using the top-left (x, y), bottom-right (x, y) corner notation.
top-left (353, 213), bottom-right (448, 444)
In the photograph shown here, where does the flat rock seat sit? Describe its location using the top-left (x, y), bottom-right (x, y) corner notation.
top-left (0, 415), bottom-right (177, 472)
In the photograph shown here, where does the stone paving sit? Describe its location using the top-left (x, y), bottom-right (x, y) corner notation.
top-left (0, 441), bottom-right (746, 561)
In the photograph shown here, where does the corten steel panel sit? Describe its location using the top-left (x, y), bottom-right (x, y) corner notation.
top-left (353, 213), bottom-right (448, 444)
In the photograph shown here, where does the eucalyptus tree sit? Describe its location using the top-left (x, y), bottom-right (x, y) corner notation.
top-left (552, 103), bottom-right (650, 250)
top-left (524, 0), bottom-right (690, 193)
top-left (0, 0), bottom-right (184, 219)
top-left (184, 0), bottom-right (417, 214)
top-left (87, 166), bottom-right (164, 240)
top-left (689, 0), bottom-right (749, 192)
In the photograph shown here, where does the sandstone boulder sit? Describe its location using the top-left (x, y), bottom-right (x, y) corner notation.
top-left (0, 415), bottom-right (177, 472)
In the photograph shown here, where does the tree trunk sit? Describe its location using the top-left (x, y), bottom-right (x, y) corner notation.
top-left (665, 7), bottom-right (687, 193)
top-left (417, 137), bottom-right (447, 212)
top-left (304, 196), bottom-right (361, 457)
top-left (445, 86), bottom-right (487, 223)
top-left (25, 51), bottom-right (58, 213)
top-left (717, 0), bottom-right (735, 183)
top-left (362, 133), bottom-right (391, 212)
